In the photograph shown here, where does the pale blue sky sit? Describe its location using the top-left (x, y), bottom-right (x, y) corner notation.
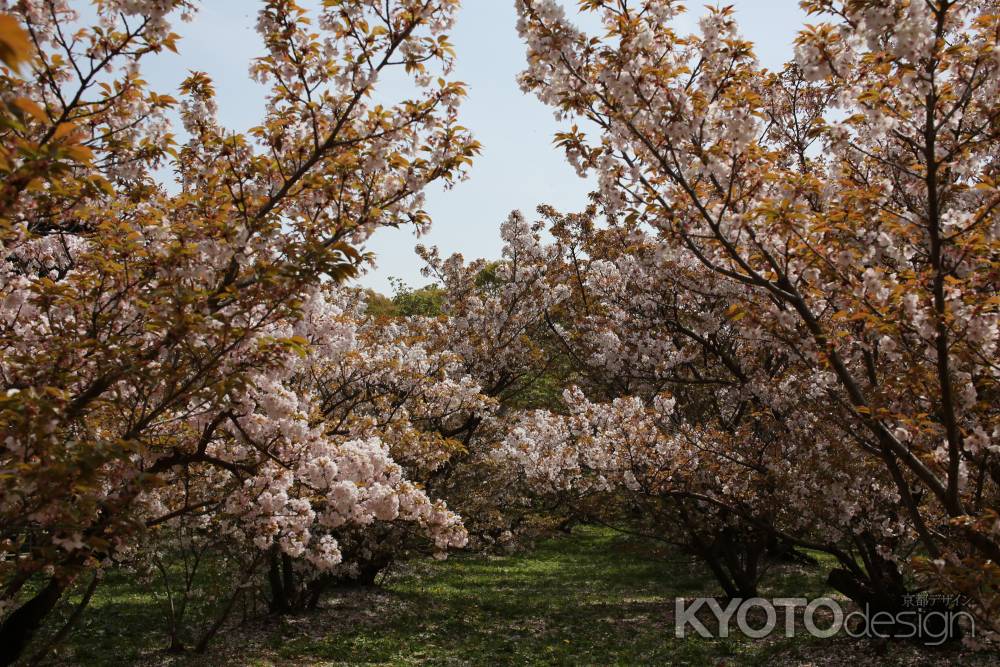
top-left (138, 1), bottom-right (807, 294)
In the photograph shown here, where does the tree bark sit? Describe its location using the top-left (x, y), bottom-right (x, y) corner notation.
top-left (28, 572), bottom-right (100, 666)
top-left (0, 576), bottom-right (69, 667)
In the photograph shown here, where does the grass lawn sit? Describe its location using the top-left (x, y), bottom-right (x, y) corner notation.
top-left (36, 527), bottom-right (990, 666)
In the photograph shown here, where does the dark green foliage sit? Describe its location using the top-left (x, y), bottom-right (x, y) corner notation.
top-left (366, 278), bottom-right (446, 319)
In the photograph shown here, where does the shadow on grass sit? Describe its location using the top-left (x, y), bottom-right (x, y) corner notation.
top-left (37, 527), bottom-right (994, 666)
top-left (272, 528), bottom-right (804, 666)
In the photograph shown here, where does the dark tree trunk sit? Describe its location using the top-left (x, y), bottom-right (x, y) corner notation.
top-left (827, 535), bottom-right (964, 645)
top-left (281, 553), bottom-right (298, 609)
top-left (716, 526), bottom-right (764, 599)
top-left (766, 536), bottom-right (819, 566)
top-left (27, 572), bottom-right (100, 666)
top-left (306, 576), bottom-right (328, 610)
top-left (351, 554), bottom-right (392, 587)
top-left (0, 576), bottom-right (68, 667)
top-left (195, 552), bottom-right (264, 654)
top-left (267, 549), bottom-right (289, 614)
top-left (675, 499), bottom-right (764, 600)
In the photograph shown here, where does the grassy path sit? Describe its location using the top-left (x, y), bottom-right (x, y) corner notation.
top-left (270, 526), bottom-right (734, 665)
top-left (48, 527), bottom-right (985, 666)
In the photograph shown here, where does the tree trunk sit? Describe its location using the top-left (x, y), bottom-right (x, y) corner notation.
top-left (827, 556), bottom-right (964, 645)
top-left (195, 552), bottom-right (263, 654)
top-left (0, 576), bottom-right (69, 666)
top-left (27, 572), bottom-right (100, 666)
top-left (267, 549), bottom-right (289, 614)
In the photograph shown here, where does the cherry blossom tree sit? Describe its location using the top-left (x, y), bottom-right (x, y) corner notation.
top-left (413, 212), bottom-right (588, 549)
top-left (127, 285), bottom-right (480, 651)
top-left (452, 204), bottom-right (903, 605)
top-left (0, 0), bottom-right (478, 661)
top-left (515, 0), bottom-right (999, 629)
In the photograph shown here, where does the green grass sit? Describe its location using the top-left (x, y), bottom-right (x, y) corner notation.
top-left (274, 527), bottom-right (730, 666)
top-left (33, 527), bottom-right (990, 666)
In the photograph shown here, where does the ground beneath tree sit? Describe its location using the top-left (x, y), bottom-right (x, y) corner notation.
top-left (47, 527), bottom-right (992, 666)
